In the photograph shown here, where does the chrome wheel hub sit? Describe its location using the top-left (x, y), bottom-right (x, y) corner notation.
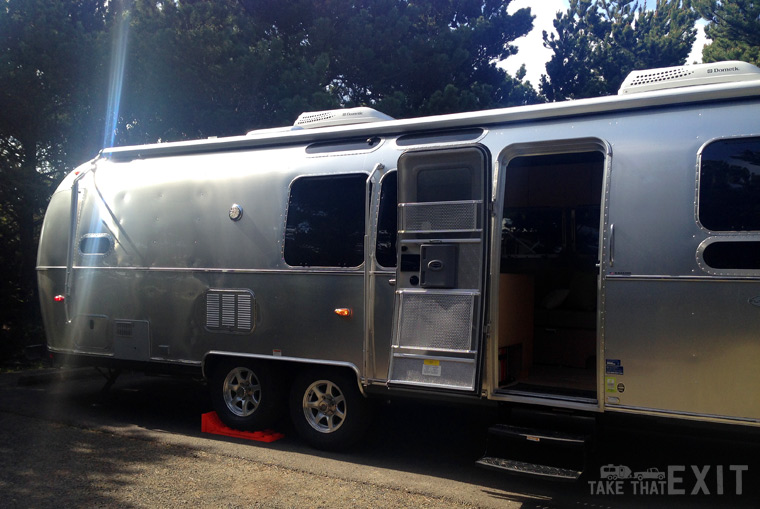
top-left (302, 380), bottom-right (346, 434)
top-left (222, 367), bottom-right (261, 417)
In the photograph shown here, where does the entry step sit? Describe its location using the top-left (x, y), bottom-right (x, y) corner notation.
top-left (488, 424), bottom-right (589, 446)
top-left (478, 423), bottom-right (592, 480)
top-left (476, 457), bottom-right (582, 481)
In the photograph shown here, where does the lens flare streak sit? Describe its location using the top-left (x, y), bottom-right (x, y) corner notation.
top-left (103, 9), bottom-right (130, 149)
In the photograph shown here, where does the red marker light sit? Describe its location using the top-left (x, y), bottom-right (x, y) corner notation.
top-left (54, 295), bottom-right (65, 302)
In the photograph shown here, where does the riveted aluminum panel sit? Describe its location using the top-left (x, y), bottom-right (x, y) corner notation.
top-left (604, 278), bottom-right (760, 421)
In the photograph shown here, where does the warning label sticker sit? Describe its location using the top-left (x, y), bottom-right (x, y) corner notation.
top-left (422, 359), bottom-right (442, 377)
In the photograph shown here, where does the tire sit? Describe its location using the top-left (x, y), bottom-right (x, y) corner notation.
top-left (289, 368), bottom-right (370, 451)
top-left (210, 358), bottom-right (283, 431)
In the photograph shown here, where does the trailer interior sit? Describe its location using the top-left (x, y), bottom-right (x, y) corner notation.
top-left (497, 150), bottom-right (604, 401)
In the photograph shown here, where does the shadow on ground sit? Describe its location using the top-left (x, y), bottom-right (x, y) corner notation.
top-left (2, 371), bottom-right (758, 508)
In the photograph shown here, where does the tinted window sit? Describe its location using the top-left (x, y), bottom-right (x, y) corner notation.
top-left (417, 167), bottom-right (472, 202)
top-left (284, 174), bottom-right (366, 267)
top-left (703, 241), bottom-right (760, 270)
top-left (699, 137), bottom-right (760, 231)
top-left (376, 172), bottom-right (397, 267)
top-left (79, 235), bottom-right (113, 255)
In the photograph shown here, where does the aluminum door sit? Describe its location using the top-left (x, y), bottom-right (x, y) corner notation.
top-left (388, 146), bottom-right (489, 391)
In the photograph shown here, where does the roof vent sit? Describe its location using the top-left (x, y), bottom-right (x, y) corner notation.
top-left (294, 107), bottom-right (394, 129)
top-left (618, 61), bottom-right (760, 95)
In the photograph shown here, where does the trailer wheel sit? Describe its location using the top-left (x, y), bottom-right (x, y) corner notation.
top-left (289, 368), bottom-right (369, 450)
top-left (210, 359), bottom-right (282, 431)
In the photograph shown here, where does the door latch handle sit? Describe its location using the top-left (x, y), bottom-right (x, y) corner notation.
top-left (388, 278), bottom-right (396, 286)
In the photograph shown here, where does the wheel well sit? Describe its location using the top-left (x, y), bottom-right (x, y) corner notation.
top-left (202, 354), bottom-right (362, 395)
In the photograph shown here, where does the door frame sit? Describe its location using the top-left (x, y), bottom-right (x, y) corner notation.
top-left (487, 138), bottom-right (613, 411)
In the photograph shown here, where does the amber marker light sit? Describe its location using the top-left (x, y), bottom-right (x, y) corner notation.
top-left (54, 295), bottom-right (65, 302)
top-left (334, 308), bottom-right (352, 317)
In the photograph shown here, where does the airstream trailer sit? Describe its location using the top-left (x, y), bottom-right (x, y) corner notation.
top-left (37, 61), bottom-right (760, 479)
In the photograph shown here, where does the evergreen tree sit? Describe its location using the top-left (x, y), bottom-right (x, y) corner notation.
top-left (0, 0), bottom-right (109, 362)
top-left (116, 0), bottom-right (338, 144)
top-left (0, 0), bottom-right (542, 363)
top-left (113, 0), bottom-right (540, 143)
top-left (541, 0), bottom-right (698, 101)
top-left (697, 0), bottom-right (760, 66)
top-left (240, 0), bottom-right (540, 119)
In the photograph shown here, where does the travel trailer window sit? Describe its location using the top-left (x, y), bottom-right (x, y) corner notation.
top-left (284, 173), bottom-right (366, 267)
top-left (376, 171), bottom-right (397, 268)
top-left (703, 241), bottom-right (760, 270)
top-left (699, 136), bottom-right (760, 232)
top-left (79, 234), bottom-right (113, 255)
top-left (416, 166), bottom-right (473, 202)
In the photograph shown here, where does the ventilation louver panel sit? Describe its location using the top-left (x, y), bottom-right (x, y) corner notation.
top-left (627, 67), bottom-right (695, 87)
top-left (115, 321), bottom-right (134, 337)
top-left (205, 290), bottom-right (255, 333)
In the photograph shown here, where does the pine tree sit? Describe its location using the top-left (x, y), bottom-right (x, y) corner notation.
top-left (0, 0), bottom-right (109, 362)
top-left (541, 0), bottom-right (698, 101)
top-left (240, 0), bottom-right (540, 118)
top-left (697, 0), bottom-right (760, 66)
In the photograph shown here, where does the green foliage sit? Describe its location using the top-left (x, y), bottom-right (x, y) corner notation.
top-left (268, 0), bottom-right (541, 116)
top-left (114, 0), bottom-right (540, 145)
top-left (697, 0), bottom-right (760, 66)
top-left (115, 0), bottom-right (337, 143)
top-left (0, 0), bottom-right (110, 364)
top-left (541, 0), bottom-right (698, 101)
top-left (0, 0), bottom-right (540, 363)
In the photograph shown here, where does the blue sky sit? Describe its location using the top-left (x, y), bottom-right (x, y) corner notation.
top-left (500, 0), bottom-right (709, 86)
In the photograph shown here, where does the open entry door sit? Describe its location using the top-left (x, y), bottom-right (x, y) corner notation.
top-left (388, 146), bottom-right (489, 392)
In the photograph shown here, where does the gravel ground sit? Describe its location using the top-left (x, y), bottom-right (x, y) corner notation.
top-left (2, 369), bottom-right (758, 509)
top-left (0, 412), bottom-right (479, 508)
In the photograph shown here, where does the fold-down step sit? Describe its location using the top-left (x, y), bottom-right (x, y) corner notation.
top-left (477, 423), bottom-right (592, 481)
top-left (476, 457), bottom-right (582, 481)
top-left (487, 424), bottom-right (587, 445)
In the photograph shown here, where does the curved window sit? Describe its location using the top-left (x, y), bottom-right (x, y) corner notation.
top-left (284, 173), bottom-right (366, 267)
top-left (699, 136), bottom-right (760, 231)
top-left (703, 241), bottom-right (760, 270)
top-left (79, 234), bottom-right (113, 255)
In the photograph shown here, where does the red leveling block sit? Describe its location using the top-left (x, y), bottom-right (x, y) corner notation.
top-left (201, 411), bottom-right (284, 443)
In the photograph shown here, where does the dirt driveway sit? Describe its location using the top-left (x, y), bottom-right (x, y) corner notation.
top-left (0, 369), bottom-right (757, 508)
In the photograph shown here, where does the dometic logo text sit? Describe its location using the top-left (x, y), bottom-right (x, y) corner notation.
top-left (588, 464), bottom-right (748, 496)
top-left (707, 66), bottom-right (740, 74)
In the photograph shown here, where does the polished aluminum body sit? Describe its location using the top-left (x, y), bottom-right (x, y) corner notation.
top-left (38, 72), bottom-right (760, 427)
